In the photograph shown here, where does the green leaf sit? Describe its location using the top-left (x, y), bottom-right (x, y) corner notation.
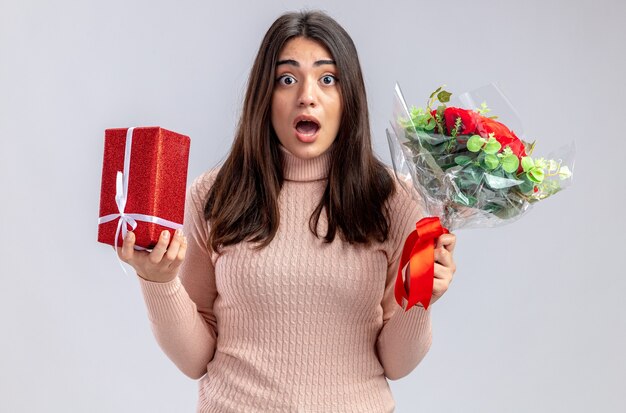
top-left (528, 167), bottom-right (545, 183)
top-left (454, 192), bottom-right (477, 207)
top-left (501, 154), bottom-right (520, 173)
top-left (430, 142), bottom-right (451, 154)
top-left (518, 174), bottom-right (535, 193)
top-left (484, 153), bottom-right (500, 170)
top-left (423, 118), bottom-right (436, 131)
top-left (437, 90), bottom-right (452, 103)
top-left (455, 155), bottom-right (473, 166)
top-left (534, 157), bottom-right (548, 169)
top-left (416, 130), bottom-right (434, 142)
top-left (456, 178), bottom-right (475, 190)
top-left (489, 167), bottom-right (505, 177)
top-left (477, 101), bottom-right (491, 116)
top-left (459, 164), bottom-right (485, 185)
top-left (527, 172), bottom-right (540, 184)
top-left (467, 135), bottom-right (484, 152)
top-left (547, 159), bottom-right (559, 173)
top-left (521, 156), bottom-right (534, 172)
top-left (429, 86), bottom-right (442, 100)
top-left (558, 166), bottom-right (572, 180)
top-left (484, 138), bottom-right (502, 154)
top-left (501, 146), bottom-right (514, 156)
top-left (451, 116), bottom-right (462, 137)
top-left (484, 174), bottom-right (524, 189)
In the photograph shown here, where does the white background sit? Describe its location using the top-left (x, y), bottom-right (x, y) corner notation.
top-left (1, 0), bottom-right (624, 411)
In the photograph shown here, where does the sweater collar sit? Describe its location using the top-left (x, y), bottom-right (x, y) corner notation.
top-left (279, 144), bottom-right (331, 182)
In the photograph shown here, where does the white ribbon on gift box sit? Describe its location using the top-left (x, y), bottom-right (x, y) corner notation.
top-left (98, 127), bottom-right (183, 274)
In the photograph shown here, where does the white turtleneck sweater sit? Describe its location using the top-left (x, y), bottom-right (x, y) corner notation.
top-left (137, 144), bottom-right (432, 412)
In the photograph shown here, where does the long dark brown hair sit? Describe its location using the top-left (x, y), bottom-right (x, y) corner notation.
top-left (204, 10), bottom-right (396, 253)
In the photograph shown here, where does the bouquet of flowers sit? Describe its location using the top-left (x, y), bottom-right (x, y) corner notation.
top-left (387, 83), bottom-right (575, 310)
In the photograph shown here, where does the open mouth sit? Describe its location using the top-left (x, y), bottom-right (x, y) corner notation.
top-left (295, 120), bottom-right (320, 136)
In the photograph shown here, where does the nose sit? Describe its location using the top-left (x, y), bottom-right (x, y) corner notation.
top-left (298, 77), bottom-right (317, 107)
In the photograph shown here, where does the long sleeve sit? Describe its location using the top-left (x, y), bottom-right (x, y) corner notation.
top-left (127, 149), bottom-right (439, 411)
top-left (376, 180), bottom-right (433, 381)
top-left (136, 172), bottom-right (219, 380)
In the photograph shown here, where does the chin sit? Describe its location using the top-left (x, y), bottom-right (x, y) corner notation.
top-left (294, 143), bottom-right (332, 159)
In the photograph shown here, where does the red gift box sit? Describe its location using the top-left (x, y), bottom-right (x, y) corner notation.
top-left (97, 126), bottom-right (190, 250)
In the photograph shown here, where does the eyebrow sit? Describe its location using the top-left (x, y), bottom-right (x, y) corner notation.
top-left (276, 59), bottom-right (336, 67)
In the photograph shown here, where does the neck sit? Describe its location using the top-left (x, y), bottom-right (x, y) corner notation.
top-left (279, 144), bottom-right (331, 182)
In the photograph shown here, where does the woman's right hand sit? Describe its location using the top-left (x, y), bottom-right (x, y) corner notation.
top-left (115, 229), bottom-right (188, 283)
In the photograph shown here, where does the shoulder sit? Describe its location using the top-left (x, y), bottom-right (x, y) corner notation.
top-left (187, 167), bottom-right (220, 220)
top-left (383, 165), bottom-right (423, 217)
top-left (188, 166), bottom-right (222, 206)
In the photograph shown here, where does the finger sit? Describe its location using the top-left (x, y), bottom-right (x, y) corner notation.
top-left (435, 233), bottom-right (455, 249)
top-left (164, 229), bottom-right (184, 264)
top-left (436, 233), bottom-right (456, 254)
top-left (433, 276), bottom-right (450, 297)
top-left (434, 247), bottom-right (453, 268)
top-left (149, 230), bottom-right (171, 264)
top-left (435, 260), bottom-right (456, 280)
top-left (170, 234), bottom-right (188, 270)
top-left (118, 231), bottom-right (135, 263)
top-left (434, 262), bottom-right (455, 283)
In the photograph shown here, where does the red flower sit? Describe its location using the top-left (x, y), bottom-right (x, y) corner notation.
top-left (476, 117), bottom-right (527, 158)
top-left (444, 107), bottom-right (478, 135)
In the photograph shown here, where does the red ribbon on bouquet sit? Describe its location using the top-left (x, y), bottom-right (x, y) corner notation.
top-left (394, 217), bottom-right (449, 311)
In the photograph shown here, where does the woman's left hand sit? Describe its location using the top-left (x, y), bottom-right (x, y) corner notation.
top-left (430, 233), bottom-right (457, 306)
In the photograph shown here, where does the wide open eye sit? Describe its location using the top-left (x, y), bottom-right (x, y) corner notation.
top-left (276, 74), bottom-right (296, 86)
top-left (321, 75), bottom-right (337, 86)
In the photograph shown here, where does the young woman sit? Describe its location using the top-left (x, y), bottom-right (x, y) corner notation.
top-left (118, 10), bottom-right (457, 413)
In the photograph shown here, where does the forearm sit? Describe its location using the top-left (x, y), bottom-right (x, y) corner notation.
top-left (376, 303), bottom-right (432, 381)
top-left (138, 275), bottom-right (217, 379)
